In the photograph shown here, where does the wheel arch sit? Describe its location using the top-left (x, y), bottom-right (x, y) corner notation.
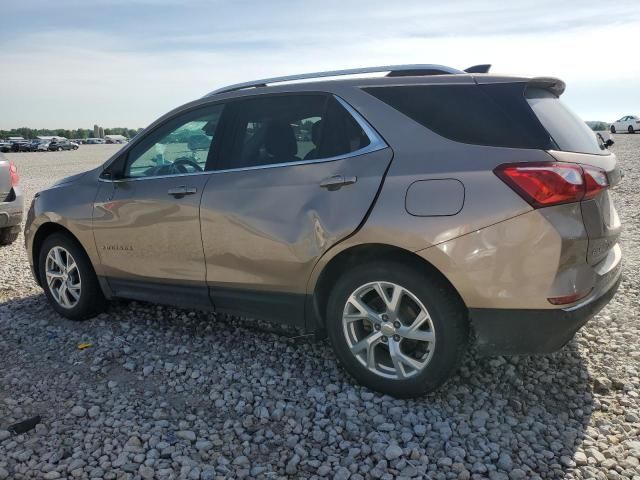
top-left (31, 222), bottom-right (87, 286)
top-left (310, 243), bottom-right (467, 331)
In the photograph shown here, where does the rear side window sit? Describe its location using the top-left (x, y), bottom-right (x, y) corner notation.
top-left (218, 94), bottom-right (370, 170)
top-left (526, 88), bottom-right (605, 155)
top-left (363, 83), bottom-right (554, 149)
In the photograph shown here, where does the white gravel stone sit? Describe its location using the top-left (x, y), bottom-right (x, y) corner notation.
top-left (139, 465), bottom-right (154, 479)
top-left (574, 451), bottom-right (588, 466)
top-left (176, 430), bottom-right (196, 442)
top-left (70, 406), bottom-right (86, 417)
top-left (385, 444), bottom-right (403, 461)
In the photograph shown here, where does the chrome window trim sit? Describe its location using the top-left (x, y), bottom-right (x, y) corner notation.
top-left (99, 94), bottom-right (387, 183)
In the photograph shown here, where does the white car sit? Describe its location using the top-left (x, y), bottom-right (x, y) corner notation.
top-left (610, 115), bottom-right (640, 134)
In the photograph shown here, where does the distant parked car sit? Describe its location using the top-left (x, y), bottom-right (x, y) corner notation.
top-left (0, 153), bottom-right (23, 246)
top-left (22, 140), bottom-right (50, 152)
top-left (35, 140), bottom-right (51, 151)
top-left (86, 138), bottom-right (106, 144)
top-left (610, 115), bottom-right (639, 134)
top-left (18, 141), bottom-right (35, 152)
top-left (48, 140), bottom-right (79, 151)
top-left (12, 141), bottom-right (30, 152)
top-left (0, 142), bottom-right (12, 153)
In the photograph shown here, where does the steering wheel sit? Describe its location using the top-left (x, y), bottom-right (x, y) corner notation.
top-left (172, 157), bottom-right (203, 173)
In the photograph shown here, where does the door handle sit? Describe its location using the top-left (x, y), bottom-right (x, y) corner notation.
top-left (168, 186), bottom-right (197, 197)
top-left (320, 175), bottom-right (357, 191)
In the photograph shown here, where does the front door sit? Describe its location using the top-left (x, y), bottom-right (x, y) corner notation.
top-left (199, 93), bottom-right (392, 324)
top-left (93, 103), bottom-right (225, 307)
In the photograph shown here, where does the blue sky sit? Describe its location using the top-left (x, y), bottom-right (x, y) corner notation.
top-left (1, 0), bottom-right (638, 129)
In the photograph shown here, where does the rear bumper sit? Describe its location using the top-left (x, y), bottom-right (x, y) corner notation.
top-left (470, 265), bottom-right (622, 355)
top-left (0, 187), bottom-right (24, 229)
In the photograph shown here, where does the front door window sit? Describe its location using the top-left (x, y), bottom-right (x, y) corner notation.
top-left (125, 105), bottom-right (224, 178)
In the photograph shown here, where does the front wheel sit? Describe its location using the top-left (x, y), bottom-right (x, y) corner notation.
top-left (610, 125), bottom-right (616, 134)
top-left (38, 233), bottom-right (106, 320)
top-left (326, 262), bottom-right (468, 397)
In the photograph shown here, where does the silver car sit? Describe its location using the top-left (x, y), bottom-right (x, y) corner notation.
top-left (0, 154), bottom-right (23, 245)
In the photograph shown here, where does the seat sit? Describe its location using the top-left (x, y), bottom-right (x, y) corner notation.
top-left (265, 120), bottom-right (299, 164)
top-left (304, 120), bottom-right (323, 160)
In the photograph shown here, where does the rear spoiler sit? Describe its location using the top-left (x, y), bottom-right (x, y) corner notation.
top-left (465, 64), bottom-right (491, 73)
top-left (526, 77), bottom-right (566, 97)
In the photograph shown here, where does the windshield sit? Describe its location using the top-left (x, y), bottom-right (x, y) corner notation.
top-left (526, 88), bottom-right (605, 155)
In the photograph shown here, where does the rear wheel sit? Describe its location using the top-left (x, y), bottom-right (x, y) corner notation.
top-left (326, 261), bottom-right (468, 397)
top-left (38, 232), bottom-right (106, 320)
top-left (610, 125), bottom-right (616, 133)
top-left (629, 125), bottom-right (635, 134)
top-left (0, 226), bottom-right (19, 246)
top-left (57, 147), bottom-right (63, 151)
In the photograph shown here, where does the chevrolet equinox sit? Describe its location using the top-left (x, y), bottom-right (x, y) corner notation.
top-left (25, 64), bottom-right (622, 397)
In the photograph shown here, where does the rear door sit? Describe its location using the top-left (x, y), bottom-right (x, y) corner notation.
top-left (200, 93), bottom-right (392, 324)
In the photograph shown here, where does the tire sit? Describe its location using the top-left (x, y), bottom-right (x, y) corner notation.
top-left (57, 147), bottom-right (63, 151)
top-left (0, 227), bottom-right (19, 246)
top-left (73, 146), bottom-right (78, 150)
top-left (38, 232), bottom-right (106, 320)
top-left (629, 125), bottom-right (635, 134)
top-left (326, 261), bottom-right (468, 398)
top-left (610, 125), bottom-right (616, 134)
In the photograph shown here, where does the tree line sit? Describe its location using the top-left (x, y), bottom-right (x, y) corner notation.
top-left (0, 127), bottom-right (143, 140)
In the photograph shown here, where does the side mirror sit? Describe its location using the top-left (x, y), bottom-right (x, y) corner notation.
top-left (101, 155), bottom-right (127, 180)
top-left (605, 138), bottom-right (614, 148)
top-left (100, 168), bottom-right (114, 180)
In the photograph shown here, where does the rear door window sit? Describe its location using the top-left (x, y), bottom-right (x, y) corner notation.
top-left (217, 94), bottom-right (370, 170)
top-left (525, 88), bottom-right (605, 155)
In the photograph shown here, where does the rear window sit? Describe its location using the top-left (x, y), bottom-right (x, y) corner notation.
top-left (525, 88), bottom-right (605, 155)
top-left (363, 83), bottom-right (555, 150)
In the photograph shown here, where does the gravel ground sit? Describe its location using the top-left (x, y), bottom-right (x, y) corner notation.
top-left (1, 140), bottom-right (639, 480)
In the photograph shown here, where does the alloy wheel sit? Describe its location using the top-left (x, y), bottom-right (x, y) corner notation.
top-left (342, 281), bottom-right (436, 379)
top-left (45, 246), bottom-right (82, 309)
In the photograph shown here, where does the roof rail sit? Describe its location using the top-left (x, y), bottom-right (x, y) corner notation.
top-left (205, 64), bottom-right (465, 96)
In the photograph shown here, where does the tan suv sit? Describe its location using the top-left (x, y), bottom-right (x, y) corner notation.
top-left (25, 64), bottom-right (622, 397)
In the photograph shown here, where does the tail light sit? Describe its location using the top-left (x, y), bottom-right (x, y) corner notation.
top-left (582, 166), bottom-right (608, 199)
top-left (9, 161), bottom-right (19, 187)
top-left (494, 162), bottom-right (608, 208)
